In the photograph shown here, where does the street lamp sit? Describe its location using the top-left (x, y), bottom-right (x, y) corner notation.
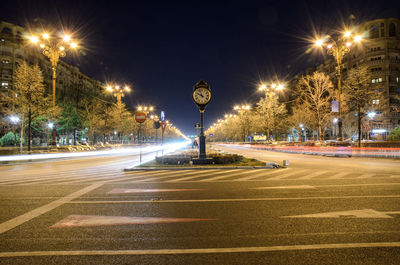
top-left (29, 31), bottom-right (79, 148)
top-left (313, 29), bottom-right (362, 140)
top-left (258, 82), bottom-right (285, 93)
top-left (106, 84), bottom-right (131, 143)
top-left (137, 105), bottom-right (154, 114)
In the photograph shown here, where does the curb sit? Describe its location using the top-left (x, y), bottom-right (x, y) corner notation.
top-left (124, 166), bottom-right (283, 171)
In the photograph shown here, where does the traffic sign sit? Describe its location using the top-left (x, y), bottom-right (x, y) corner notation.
top-left (135, 112), bottom-right (147, 123)
top-left (161, 121), bottom-right (167, 132)
top-left (160, 111), bottom-right (166, 122)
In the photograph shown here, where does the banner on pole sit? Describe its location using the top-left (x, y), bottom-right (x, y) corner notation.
top-left (331, 101), bottom-right (339, 113)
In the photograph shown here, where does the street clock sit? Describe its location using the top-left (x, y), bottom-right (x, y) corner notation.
top-left (193, 80), bottom-right (211, 110)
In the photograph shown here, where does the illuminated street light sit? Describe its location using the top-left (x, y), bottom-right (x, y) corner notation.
top-left (48, 122), bottom-right (54, 129)
top-left (106, 84), bottom-right (131, 144)
top-left (29, 30), bottom-right (80, 148)
top-left (258, 82), bottom-right (285, 93)
top-left (368, 111), bottom-right (377, 119)
top-left (137, 105), bottom-right (154, 114)
top-left (312, 29), bottom-right (362, 141)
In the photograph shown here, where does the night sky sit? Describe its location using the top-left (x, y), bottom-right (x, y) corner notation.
top-left (2, 0), bottom-right (400, 135)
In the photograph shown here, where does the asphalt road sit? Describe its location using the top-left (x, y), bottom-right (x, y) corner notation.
top-left (0, 146), bottom-right (399, 264)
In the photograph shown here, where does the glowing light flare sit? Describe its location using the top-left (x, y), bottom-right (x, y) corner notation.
top-left (63, 35), bottom-right (71, 42)
top-left (29, 36), bottom-right (39, 43)
top-left (315, 39), bottom-right (324, 47)
top-left (124, 86), bottom-right (130, 92)
top-left (258, 84), bottom-right (267, 91)
top-left (327, 44), bottom-right (333, 49)
top-left (106, 86), bottom-right (113, 92)
top-left (70, 42), bottom-right (78, 48)
top-left (344, 31), bottom-right (352, 37)
top-left (345, 42), bottom-right (352, 47)
top-left (59, 46), bottom-right (65, 51)
top-left (40, 44), bottom-right (45, 48)
top-left (48, 122), bottom-right (54, 129)
top-left (276, 84), bottom-right (284, 90)
top-left (138, 106), bottom-right (143, 111)
top-left (354, 35), bottom-right (362, 42)
top-left (42, 33), bottom-right (50, 39)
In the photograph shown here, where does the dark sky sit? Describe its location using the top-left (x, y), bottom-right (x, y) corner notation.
top-left (2, 0), bottom-right (400, 135)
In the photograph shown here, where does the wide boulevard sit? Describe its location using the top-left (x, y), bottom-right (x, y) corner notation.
top-left (0, 144), bottom-right (399, 264)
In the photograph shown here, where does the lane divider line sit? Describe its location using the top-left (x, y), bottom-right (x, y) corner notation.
top-left (0, 242), bottom-right (399, 257)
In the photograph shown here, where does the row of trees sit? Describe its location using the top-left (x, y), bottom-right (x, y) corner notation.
top-left (207, 66), bottom-right (387, 146)
top-left (0, 62), bottom-right (181, 150)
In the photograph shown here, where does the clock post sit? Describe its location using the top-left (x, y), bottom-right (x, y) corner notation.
top-left (192, 80), bottom-right (211, 160)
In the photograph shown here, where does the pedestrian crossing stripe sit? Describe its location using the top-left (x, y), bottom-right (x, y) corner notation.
top-left (0, 168), bottom-right (399, 185)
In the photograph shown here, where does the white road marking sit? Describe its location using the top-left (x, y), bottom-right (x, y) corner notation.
top-left (268, 169), bottom-right (309, 180)
top-left (50, 215), bottom-right (215, 228)
top-left (390, 175), bottom-right (400, 178)
top-left (356, 174), bottom-right (375, 179)
top-left (1, 242), bottom-right (399, 257)
top-left (0, 183), bottom-right (103, 234)
top-left (234, 168), bottom-right (289, 181)
top-left (138, 170), bottom-right (202, 182)
top-left (254, 185), bottom-right (316, 190)
top-left (327, 172), bottom-right (351, 179)
top-left (69, 194), bottom-right (400, 204)
top-left (283, 209), bottom-right (397, 218)
top-left (197, 169), bottom-right (251, 182)
top-left (107, 188), bottom-right (203, 194)
top-left (297, 171), bottom-right (329, 180)
top-left (166, 170), bottom-right (223, 182)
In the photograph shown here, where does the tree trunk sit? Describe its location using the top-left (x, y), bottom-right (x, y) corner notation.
top-left (28, 108), bottom-right (32, 152)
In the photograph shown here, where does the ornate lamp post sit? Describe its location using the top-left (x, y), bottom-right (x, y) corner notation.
top-left (106, 85), bottom-right (131, 143)
top-left (314, 31), bottom-right (362, 140)
top-left (29, 32), bottom-right (78, 148)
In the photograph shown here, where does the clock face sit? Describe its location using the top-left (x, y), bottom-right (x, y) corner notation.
top-left (193, 87), bottom-right (211, 105)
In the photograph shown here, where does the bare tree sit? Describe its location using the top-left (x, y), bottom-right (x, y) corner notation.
top-left (296, 72), bottom-right (334, 140)
top-left (342, 65), bottom-right (379, 147)
top-left (255, 91), bottom-right (287, 140)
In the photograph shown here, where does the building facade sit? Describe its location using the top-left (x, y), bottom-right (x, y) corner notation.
top-left (0, 21), bottom-right (106, 142)
top-left (0, 21), bottom-right (104, 109)
top-left (307, 18), bottom-right (400, 139)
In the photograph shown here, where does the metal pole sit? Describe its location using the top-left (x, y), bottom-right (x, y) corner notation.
top-left (199, 110), bottom-right (206, 159)
top-left (51, 67), bottom-right (57, 148)
top-left (139, 123), bottom-right (142, 164)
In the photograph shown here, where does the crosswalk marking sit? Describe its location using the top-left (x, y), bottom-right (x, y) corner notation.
top-left (166, 170), bottom-right (225, 182)
top-left (268, 169), bottom-right (309, 180)
top-left (234, 168), bottom-right (289, 181)
top-left (297, 170), bottom-right (329, 180)
top-left (0, 167), bottom-right (399, 185)
top-left (197, 169), bottom-right (250, 182)
top-left (327, 172), bottom-right (351, 179)
top-left (139, 170), bottom-right (204, 182)
top-left (356, 174), bottom-right (375, 179)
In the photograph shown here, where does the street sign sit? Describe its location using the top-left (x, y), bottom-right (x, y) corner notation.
top-left (160, 111), bottom-right (166, 122)
top-left (153, 121), bottom-right (161, 129)
top-left (160, 121), bottom-right (167, 132)
top-left (331, 101), bottom-right (339, 112)
top-left (135, 112), bottom-right (147, 123)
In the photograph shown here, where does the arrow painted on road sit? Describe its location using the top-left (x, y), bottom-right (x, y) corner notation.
top-left (107, 188), bottom-right (203, 194)
top-left (283, 209), bottom-right (400, 219)
top-left (50, 215), bottom-right (216, 228)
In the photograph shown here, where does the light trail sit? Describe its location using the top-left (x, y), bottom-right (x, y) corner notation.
top-left (0, 141), bottom-right (190, 163)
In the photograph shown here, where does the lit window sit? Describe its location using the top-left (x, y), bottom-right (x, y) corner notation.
top-left (397, 77), bottom-right (399, 83)
top-left (2, 60), bottom-right (10, 64)
top-left (378, 78), bottom-right (382, 82)
top-left (371, 79), bottom-right (375, 84)
top-left (372, 99), bottom-right (380, 105)
top-left (1, 82), bottom-right (9, 87)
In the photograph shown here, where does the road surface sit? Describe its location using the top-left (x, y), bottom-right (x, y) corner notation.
top-left (0, 146), bottom-right (399, 264)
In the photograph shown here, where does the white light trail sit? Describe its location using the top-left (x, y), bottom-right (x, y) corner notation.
top-left (0, 141), bottom-right (190, 162)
